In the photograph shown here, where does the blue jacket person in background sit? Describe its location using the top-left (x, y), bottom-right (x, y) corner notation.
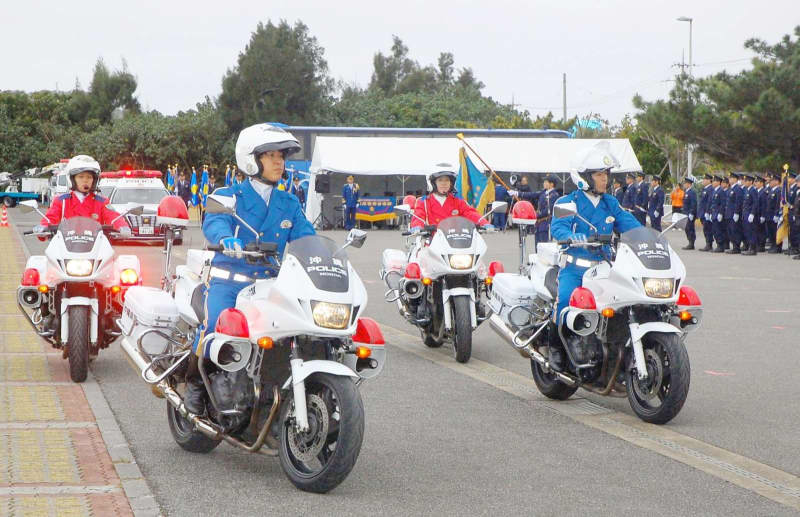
top-left (342, 175), bottom-right (360, 230)
top-left (681, 176), bottom-right (697, 249)
top-left (493, 182), bottom-right (509, 229)
top-left (550, 142), bottom-right (640, 366)
top-left (741, 173), bottom-right (759, 255)
top-left (634, 171), bottom-right (649, 226)
top-left (698, 174), bottom-right (714, 251)
top-left (725, 172), bottom-right (745, 254)
top-left (184, 124), bottom-right (315, 414)
top-left (647, 176), bottom-right (665, 231)
top-left (622, 173), bottom-right (636, 212)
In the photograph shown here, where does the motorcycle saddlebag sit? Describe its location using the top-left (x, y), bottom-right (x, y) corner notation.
top-left (488, 273), bottom-right (537, 321)
top-left (380, 249), bottom-right (407, 290)
top-left (119, 287), bottom-right (180, 356)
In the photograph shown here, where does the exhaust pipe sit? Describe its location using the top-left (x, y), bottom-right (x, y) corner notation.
top-left (400, 278), bottom-right (424, 300)
top-left (488, 314), bottom-right (578, 387)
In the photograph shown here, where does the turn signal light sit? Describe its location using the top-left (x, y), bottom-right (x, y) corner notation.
top-left (679, 310), bottom-right (693, 321)
top-left (484, 277), bottom-right (493, 286)
top-left (355, 346), bottom-right (372, 359)
top-left (257, 336), bottom-right (273, 350)
top-left (120, 268), bottom-right (139, 286)
top-left (111, 285), bottom-right (121, 294)
top-left (601, 308), bottom-right (615, 318)
top-left (422, 277), bottom-right (432, 286)
top-left (38, 285), bottom-right (49, 294)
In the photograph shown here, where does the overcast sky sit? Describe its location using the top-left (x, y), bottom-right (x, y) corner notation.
top-left (2, 1), bottom-right (796, 125)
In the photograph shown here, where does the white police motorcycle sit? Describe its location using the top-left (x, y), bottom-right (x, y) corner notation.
top-left (116, 194), bottom-right (385, 493)
top-left (380, 202), bottom-right (506, 363)
top-left (488, 203), bottom-right (700, 424)
top-left (16, 200), bottom-right (143, 382)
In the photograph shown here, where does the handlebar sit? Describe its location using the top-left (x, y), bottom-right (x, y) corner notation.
top-left (557, 234), bottom-right (613, 246)
top-left (401, 224), bottom-right (436, 237)
top-left (207, 242), bottom-right (279, 258)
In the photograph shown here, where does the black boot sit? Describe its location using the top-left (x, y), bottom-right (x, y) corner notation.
top-left (789, 248), bottom-right (800, 256)
top-left (699, 245), bottom-right (712, 252)
top-left (725, 248), bottom-right (741, 254)
top-left (768, 247), bottom-right (781, 254)
top-left (184, 376), bottom-right (207, 415)
top-left (742, 249), bottom-right (757, 256)
top-left (794, 254), bottom-right (800, 260)
top-left (681, 243), bottom-right (695, 250)
top-left (712, 247), bottom-right (726, 253)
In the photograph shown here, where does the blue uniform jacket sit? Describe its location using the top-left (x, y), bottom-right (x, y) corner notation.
top-left (757, 187), bottom-right (768, 220)
top-left (551, 190), bottom-right (640, 262)
top-left (711, 187), bottom-right (726, 218)
top-left (203, 179), bottom-right (315, 277)
top-left (647, 186), bottom-right (665, 218)
top-left (768, 186), bottom-right (780, 217)
top-left (683, 187), bottom-right (697, 218)
top-left (725, 183), bottom-right (744, 219)
top-left (742, 186), bottom-right (757, 218)
top-left (635, 182), bottom-right (649, 212)
top-left (613, 187), bottom-right (624, 204)
top-left (494, 184), bottom-right (509, 204)
top-left (622, 184), bottom-right (636, 210)
top-left (342, 183), bottom-right (360, 208)
top-left (699, 184), bottom-right (713, 218)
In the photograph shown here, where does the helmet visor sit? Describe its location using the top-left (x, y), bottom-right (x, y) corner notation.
top-left (252, 140), bottom-right (301, 157)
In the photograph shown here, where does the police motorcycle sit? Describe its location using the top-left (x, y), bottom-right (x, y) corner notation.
top-left (117, 194), bottom-right (386, 493)
top-left (488, 203), bottom-right (700, 424)
top-left (16, 199), bottom-right (143, 382)
top-left (381, 201), bottom-right (507, 363)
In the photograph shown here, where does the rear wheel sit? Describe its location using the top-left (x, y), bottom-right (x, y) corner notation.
top-left (452, 295), bottom-right (472, 363)
top-left (3, 196), bottom-right (15, 208)
top-left (167, 395), bottom-right (222, 453)
top-left (625, 332), bottom-right (690, 424)
top-left (531, 360), bottom-right (578, 400)
top-left (67, 306), bottom-right (89, 382)
top-left (279, 373), bottom-right (364, 493)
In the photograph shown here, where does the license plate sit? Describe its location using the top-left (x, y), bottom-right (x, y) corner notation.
top-left (139, 226), bottom-right (154, 235)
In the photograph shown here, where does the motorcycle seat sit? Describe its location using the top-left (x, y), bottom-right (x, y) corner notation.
top-left (191, 284), bottom-right (205, 323)
top-left (545, 266), bottom-right (559, 299)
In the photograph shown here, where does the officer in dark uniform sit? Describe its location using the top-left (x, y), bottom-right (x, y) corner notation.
top-left (634, 172), bottom-right (649, 226)
top-left (725, 172), bottom-right (744, 254)
top-left (756, 174), bottom-right (769, 251)
top-left (681, 176), bottom-right (697, 250)
top-left (622, 172), bottom-right (636, 213)
top-left (741, 173), bottom-right (759, 255)
top-left (788, 171), bottom-right (799, 255)
top-left (613, 177), bottom-right (624, 204)
top-left (647, 176), bottom-right (665, 231)
top-left (767, 173), bottom-right (782, 253)
top-left (534, 175), bottom-right (560, 247)
top-left (712, 175), bottom-right (728, 252)
top-left (698, 174), bottom-right (714, 251)
top-left (493, 181), bottom-right (509, 230)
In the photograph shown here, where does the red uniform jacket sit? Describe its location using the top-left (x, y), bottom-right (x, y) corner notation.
top-left (410, 194), bottom-right (487, 228)
top-left (42, 192), bottom-right (129, 230)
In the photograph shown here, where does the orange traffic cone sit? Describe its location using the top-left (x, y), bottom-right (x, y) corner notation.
top-left (0, 206), bottom-right (8, 227)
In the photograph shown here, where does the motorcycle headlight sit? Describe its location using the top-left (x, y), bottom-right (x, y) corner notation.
top-left (311, 301), bottom-right (351, 329)
top-left (642, 278), bottom-right (674, 298)
top-left (65, 259), bottom-right (93, 277)
top-left (448, 254), bottom-right (474, 270)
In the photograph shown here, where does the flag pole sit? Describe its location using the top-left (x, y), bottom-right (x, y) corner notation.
top-left (456, 133), bottom-right (512, 190)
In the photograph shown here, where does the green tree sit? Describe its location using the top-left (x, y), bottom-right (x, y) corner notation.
top-left (85, 58), bottom-right (140, 124)
top-left (218, 20), bottom-right (334, 132)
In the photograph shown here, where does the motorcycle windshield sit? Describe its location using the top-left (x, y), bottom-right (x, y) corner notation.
top-left (58, 217), bottom-right (101, 253)
top-left (620, 226), bottom-right (671, 270)
top-left (287, 235), bottom-right (350, 293)
top-left (437, 216), bottom-right (475, 249)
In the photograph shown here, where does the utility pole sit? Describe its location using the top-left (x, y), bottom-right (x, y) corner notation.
top-left (677, 16), bottom-right (694, 180)
top-left (562, 73), bottom-right (567, 124)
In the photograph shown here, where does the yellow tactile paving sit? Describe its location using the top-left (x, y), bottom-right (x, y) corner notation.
top-left (0, 356), bottom-right (51, 382)
top-left (2, 429), bottom-right (81, 484)
top-left (0, 386), bottom-right (64, 422)
top-left (0, 317), bottom-right (27, 333)
top-left (0, 496), bottom-right (93, 517)
top-left (0, 303), bottom-right (17, 314)
top-left (0, 333), bottom-right (46, 354)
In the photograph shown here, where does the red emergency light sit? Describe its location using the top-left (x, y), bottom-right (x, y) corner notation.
top-left (101, 170), bottom-right (163, 179)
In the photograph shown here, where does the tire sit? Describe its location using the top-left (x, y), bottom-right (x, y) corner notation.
top-left (67, 306), bottom-right (89, 383)
top-left (167, 399), bottom-right (221, 453)
top-left (625, 332), bottom-right (690, 425)
top-left (421, 329), bottom-right (443, 348)
top-left (279, 373), bottom-right (364, 493)
top-left (3, 197), bottom-right (15, 208)
top-left (530, 359), bottom-right (578, 400)
top-left (452, 295), bottom-right (472, 363)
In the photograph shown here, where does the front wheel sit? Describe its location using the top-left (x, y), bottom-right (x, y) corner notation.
top-left (452, 295), bottom-right (472, 363)
top-left (625, 332), bottom-right (690, 424)
top-left (279, 373), bottom-right (364, 493)
top-left (67, 306), bottom-right (89, 382)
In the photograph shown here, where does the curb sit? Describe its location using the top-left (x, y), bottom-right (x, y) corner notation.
top-left (11, 213), bottom-right (162, 517)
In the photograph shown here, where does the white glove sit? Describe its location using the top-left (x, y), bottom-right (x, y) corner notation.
top-left (733, 214), bottom-right (739, 222)
top-left (747, 214), bottom-right (754, 223)
top-left (688, 214), bottom-right (694, 221)
top-left (32, 225), bottom-right (47, 234)
top-left (760, 216), bottom-right (766, 224)
top-left (118, 227), bottom-right (132, 237)
top-left (705, 213), bottom-right (711, 221)
top-left (773, 216), bottom-right (779, 223)
top-left (717, 213), bottom-right (723, 222)
top-left (507, 190), bottom-right (518, 197)
top-left (654, 211), bottom-right (659, 218)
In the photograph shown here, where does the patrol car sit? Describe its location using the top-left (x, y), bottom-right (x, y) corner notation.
top-left (104, 171), bottom-right (183, 244)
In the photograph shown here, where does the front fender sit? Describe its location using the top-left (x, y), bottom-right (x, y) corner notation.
top-left (629, 321), bottom-right (682, 343)
top-left (60, 296), bottom-right (99, 344)
top-left (281, 360), bottom-right (358, 390)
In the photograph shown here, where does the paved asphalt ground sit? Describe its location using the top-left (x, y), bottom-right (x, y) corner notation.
top-left (10, 207), bottom-right (800, 516)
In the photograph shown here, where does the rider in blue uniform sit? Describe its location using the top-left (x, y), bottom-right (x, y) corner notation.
top-left (184, 124), bottom-right (315, 414)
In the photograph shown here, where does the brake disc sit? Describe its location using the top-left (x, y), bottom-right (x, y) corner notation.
top-left (633, 348), bottom-right (665, 401)
top-left (287, 394), bottom-right (329, 463)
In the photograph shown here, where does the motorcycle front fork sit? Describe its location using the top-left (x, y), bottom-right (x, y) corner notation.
top-left (289, 340), bottom-right (310, 433)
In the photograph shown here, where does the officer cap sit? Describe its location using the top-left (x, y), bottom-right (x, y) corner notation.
top-left (704, 173), bottom-right (714, 180)
top-left (347, 175), bottom-right (354, 180)
top-left (636, 171), bottom-right (645, 178)
top-left (545, 174), bottom-right (559, 184)
top-left (754, 174), bottom-right (765, 182)
top-left (728, 171), bottom-right (739, 178)
top-left (626, 172), bottom-right (635, 179)
top-left (651, 176), bottom-right (660, 182)
top-left (711, 175), bottom-right (721, 182)
top-left (683, 176), bottom-right (695, 184)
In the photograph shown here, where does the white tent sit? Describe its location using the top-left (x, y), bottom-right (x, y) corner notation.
top-left (305, 136), bottom-right (642, 225)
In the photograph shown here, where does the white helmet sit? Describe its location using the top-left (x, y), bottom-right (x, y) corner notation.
top-left (569, 141), bottom-right (620, 195)
top-left (235, 124), bottom-right (301, 179)
top-left (66, 155), bottom-right (101, 191)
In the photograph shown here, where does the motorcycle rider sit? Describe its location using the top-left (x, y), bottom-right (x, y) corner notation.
top-left (35, 155), bottom-right (131, 236)
top-left (550, 142), bottom-right (640, 364)
top-left (410, 167), bottom-right (494, 230)
top-left (184, 124), bottom-right (315, 414)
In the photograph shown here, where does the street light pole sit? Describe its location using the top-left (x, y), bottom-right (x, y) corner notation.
top-left (677, 16), bottom-right (693, 180)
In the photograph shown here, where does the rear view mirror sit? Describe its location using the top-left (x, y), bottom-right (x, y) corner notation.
top-left (19, 200), bottom-right (38, 213)
top-left (671, 212), bottom-right (689, 230)
top-left (125, 204), bottom-right (144, 217)
top-left (553, 202), bottom-right (577, 219)
top-left (206, 194), bottom-right (236, 214)
top-left (394, 204), bottom-right (412, 215)
top-left (490, 201), bottom-right (508, 213)
top-left (346, 229), bottom-right (367, 249)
